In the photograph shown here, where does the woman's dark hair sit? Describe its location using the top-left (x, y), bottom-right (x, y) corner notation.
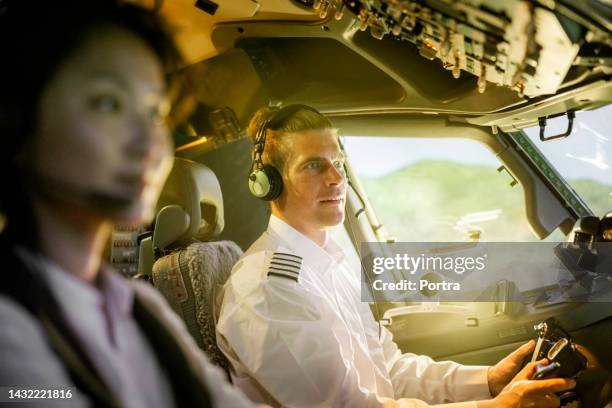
top-left (0, 0), bottom-right (184, 249)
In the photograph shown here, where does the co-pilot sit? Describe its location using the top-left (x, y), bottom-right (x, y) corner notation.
top-left (0, 1), bottom-right (256, 407)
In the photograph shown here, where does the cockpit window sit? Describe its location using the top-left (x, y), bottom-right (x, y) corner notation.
top-left (343, 137), bottom-right (565, 242)
top-left (523, 105), bottom-right (612, 218)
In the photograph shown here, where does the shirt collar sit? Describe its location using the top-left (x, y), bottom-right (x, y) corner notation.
top-left (324, 237), bottom-right (346, 264)
top-left (100, 266), bottom-right (134, 316)
top-left (267, 215), bottom-right (345, 273)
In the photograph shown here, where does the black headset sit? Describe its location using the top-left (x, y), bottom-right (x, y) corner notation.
top-left (248, 104), bottom-right (322, 201)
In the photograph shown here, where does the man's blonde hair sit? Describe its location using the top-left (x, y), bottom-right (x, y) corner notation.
top-left (246, 106), bottom-right (337, 173)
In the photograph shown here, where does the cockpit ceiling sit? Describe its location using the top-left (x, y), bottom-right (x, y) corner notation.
top-left (230, 35), bottom-right (524, 114)
top-left (133, 0), bottom-right (611, 120)
top-left (235, 37), bottom-right (406, 109)
top-left (127, 0), bottom-right (320, 62)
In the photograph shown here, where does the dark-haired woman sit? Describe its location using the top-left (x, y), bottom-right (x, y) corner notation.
top-left (0, 1), bottom-right (256, 407)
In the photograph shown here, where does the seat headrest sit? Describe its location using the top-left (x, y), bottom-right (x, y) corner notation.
top-left (154, 158), bottom-right (224, 250)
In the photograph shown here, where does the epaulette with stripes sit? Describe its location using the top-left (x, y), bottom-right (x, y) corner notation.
top-left (267, 252), bottom-right (303, 283)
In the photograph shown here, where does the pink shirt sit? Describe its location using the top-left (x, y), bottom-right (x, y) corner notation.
top-left (16, 247), bottom-right (176, 408)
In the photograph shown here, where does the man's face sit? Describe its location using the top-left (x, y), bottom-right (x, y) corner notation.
top-left (277, 128), bottom-right (347, 232)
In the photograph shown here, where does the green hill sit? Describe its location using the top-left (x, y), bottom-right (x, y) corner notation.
top-left (570, 178), bottom-right (612, 216)
top-left (361, 160), bottom-right (611, 242)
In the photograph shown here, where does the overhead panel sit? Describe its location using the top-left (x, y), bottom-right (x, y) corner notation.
top-left (300, 0), bottom-right (611, 99)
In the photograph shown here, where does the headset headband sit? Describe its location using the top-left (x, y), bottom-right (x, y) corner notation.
top-left (251, 104), bottom-right (322, 172)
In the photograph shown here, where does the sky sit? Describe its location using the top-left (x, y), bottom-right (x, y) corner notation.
top-left (343, 105), bottom-right (612, 184)
top-left (343, 137), bottom-right (500, 178)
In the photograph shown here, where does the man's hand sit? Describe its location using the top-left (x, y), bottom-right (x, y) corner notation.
top-left (478, 359), bottom-right (576, 408)
top-left (487, 340), bottom-right (536, 397)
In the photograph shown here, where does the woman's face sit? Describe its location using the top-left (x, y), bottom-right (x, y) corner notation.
top-left (31, 25), bottom-right (173, 224)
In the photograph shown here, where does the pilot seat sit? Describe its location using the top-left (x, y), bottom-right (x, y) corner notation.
top-left (138, 157), bottom-right (241, 377)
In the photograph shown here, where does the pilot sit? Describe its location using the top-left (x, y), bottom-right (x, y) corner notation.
top-left (0, 1), bottom-right (256, 407)
top-left (216, 104), bottom-right (576, 407)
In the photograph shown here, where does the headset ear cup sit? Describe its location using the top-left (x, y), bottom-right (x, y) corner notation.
top-left (248, 165), bottom-right (283, 201)
top-left (248, 169), bottom-right (270, 198)
top-left (262, 165), bottom-right (283, 201)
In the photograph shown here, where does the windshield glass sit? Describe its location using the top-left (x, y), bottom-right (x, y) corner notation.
top-left (343, 137), bottom-right (564, 242)
top-left (523, 105), bottom-right (612, 217)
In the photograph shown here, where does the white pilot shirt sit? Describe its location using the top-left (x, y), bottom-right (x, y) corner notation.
top-left (217, 215), bottom-right (492, 408)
